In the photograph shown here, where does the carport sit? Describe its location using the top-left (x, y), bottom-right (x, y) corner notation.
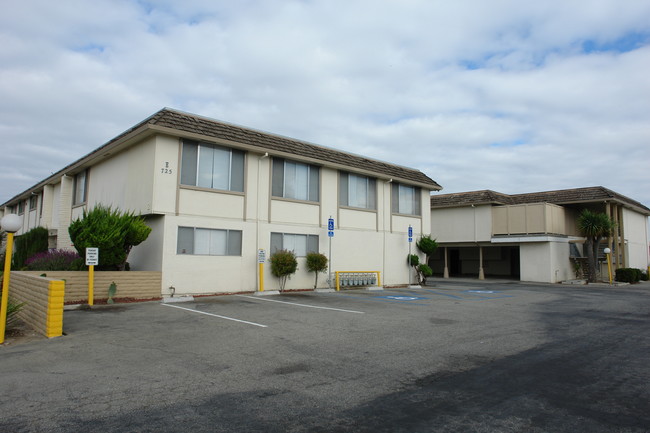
top-left (429, 245), bottom-right (520, 279)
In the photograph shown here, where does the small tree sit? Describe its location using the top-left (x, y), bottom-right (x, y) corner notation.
top-left (410, 235), bottom-right (438, 285)
top-left (68, 205), bottom-right (152, 271)
top-left (306, 252), bottom-right (328, 289)
top-left (577, 210), bottom-right (615, 283)
top-left (270, 249), bottom-right (298, 292)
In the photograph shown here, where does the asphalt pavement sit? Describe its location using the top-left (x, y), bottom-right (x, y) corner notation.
top-left (1, 279), bottom-right (649, 432)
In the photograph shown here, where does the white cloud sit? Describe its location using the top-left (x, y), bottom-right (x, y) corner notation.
top-left (0, 0), bottom-right (649, 207)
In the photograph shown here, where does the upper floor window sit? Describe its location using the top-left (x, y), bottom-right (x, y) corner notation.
top-left (340, 172), bottom-right (376, 210)
top-left (270, 232), bottom-right (319, 257)
top-left (272, 158), bottom-right (319, 202)
top-left (177, 226), bottom-right (242, 256)
top-left (73, 170), bottom-right (88, 205)
top-left (181, 140), bottom-right (245, 192)
top-left (29, 195), bottom-right (38, 211)
top-left (392, 183), bottom-right (421, 216)
top-left (17, 201), bottom-right (25, 215)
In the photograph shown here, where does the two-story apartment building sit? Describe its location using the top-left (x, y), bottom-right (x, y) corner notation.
top-left (1, 108), bottom-right (441, 295)
top-left (429, 187), bottom-right (650, 283)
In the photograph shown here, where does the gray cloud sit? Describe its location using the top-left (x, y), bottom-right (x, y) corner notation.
top-left (1, 0), bottom-right (649, 207)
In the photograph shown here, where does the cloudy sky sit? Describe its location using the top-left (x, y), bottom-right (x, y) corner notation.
top-left (1, 0), bottom-right (649, 207)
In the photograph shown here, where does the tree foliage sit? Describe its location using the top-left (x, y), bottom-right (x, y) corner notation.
top-left (270, 249), bottom-right (298, 291)
top-left (577, 209), bottom-right (615, 283)
top-left (13, 226), bottom-right (49, 269)
top-left (408, 235), bottom-right (438, 285)
top-left (306, 252), bottom-right (328, 289)
top-left (68, 205), bottom-right (152, 271)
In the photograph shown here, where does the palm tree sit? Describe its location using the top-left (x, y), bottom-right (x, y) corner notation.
top-left (577, 209), bottom-right (615, 283)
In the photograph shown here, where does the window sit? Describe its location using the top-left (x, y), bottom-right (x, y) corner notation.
top-left (272, 158), bottom-right (319, 202)
top-left (17, 201), bottom-right (25, 215)
top-left (340, 172), bottom-right (376, 209)
top-left (73, 170), bottom-right (87, 205)
top-left (177, 227), bottom-right (242, 256)
top-left (181, 140), bottom-right (245, 192)
top-left (29, 195), bottom-right (38, 211)
top-left (270, 233), bottom-right (318, 257)
top-left (391, 183), bottom-right (421, 215)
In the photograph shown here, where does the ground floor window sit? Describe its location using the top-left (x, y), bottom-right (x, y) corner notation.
top-left (177, 227), bottom-right (242, 256)
top-left (270, 233), bottom-right (318, 257)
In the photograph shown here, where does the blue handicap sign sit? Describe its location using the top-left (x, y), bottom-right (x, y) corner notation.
top-left (377, 295), bottom-right (427, 301)
top-left (328, 218), bottom-right (334, 231)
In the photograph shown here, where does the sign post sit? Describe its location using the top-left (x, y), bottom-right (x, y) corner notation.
top-left (85, 248), bottom-right (99, 306)
top-left (328, 217), bottom-right (334, 289)
top-left (258, 249), bottom-right (266, 292)
top-left (408, 225), bottom-right (413, 285)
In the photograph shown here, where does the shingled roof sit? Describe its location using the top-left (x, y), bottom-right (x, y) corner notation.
top-left (147, 108), bottom-right (440, 188)
top-left (430, 186), bottom-right (650, 215)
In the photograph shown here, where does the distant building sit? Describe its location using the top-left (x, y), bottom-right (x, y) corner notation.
top-left (1, 108), bottom-right (441, 294)
top-left (429, 187), bottom-right (650, 283)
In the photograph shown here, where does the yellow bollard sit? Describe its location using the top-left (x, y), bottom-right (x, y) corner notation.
top-left (0, 232), bottom-right (16, 344)
top-left (88, 264), bottom-right (94, 306)
top-left (259, 262), bottom-right (264, 292)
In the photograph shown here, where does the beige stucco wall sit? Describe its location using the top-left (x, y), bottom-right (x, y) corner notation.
top-left (87, 136), bottom-right (156, 215)
top-left (431, 205), bottom-right (492, 243)
top-left (519, 240), bottom-right (571, 283)
top-left (623, 208), bottom-right (650, 269)
top-left (156, 151), bottom-right (428, 294)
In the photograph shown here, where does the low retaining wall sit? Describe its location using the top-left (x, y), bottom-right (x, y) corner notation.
top-left (18, 271), bottom-right (162, 304)
top-left (10, 272), bottom-right (64, 338)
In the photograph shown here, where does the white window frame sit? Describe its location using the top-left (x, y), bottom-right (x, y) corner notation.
top-left (272, 158), bottom-right (320, 202)
top-left (339, 172), bottom-right (377, 210)
top-left (73, 170), bottom-right (88, 206)
top-left (391, 182), bottom-right (421, 216)
top-left (180, 140), bottom-right (245, 192)
top-left (270, 232), bottom-right (319, 257)
top-left (177, 226), bottom-right (242, 256)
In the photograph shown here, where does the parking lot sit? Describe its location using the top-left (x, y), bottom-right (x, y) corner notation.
top-left (2, 279), bottom-right (650, 432)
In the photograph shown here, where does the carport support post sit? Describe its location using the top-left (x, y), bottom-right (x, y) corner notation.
top-left (443, 247), bottom-right (449, 278)
top-left (478, 246), bottom-right (485, 280)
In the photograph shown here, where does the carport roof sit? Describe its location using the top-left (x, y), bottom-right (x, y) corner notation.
top-left (430, 187), bottom-right (650, 215)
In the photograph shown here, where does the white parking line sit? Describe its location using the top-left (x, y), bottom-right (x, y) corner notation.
top-left (162, 303), bottom-right (268, 328)
top-left (237, 295), bottom-right (365, 314)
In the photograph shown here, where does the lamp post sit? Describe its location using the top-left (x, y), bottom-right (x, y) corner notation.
top-left (604, 247), bottom-right (613, 285)
top-left (1, 214), bottom-right (22, 344)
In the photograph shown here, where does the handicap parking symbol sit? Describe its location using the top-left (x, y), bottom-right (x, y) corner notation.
top-left (378, 295), bottom-right (427, 301)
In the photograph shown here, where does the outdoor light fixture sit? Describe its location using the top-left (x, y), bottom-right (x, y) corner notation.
top-left (603, 248), bottom-right (613, 285)
top-left (1, 213), bottom-right (23, 344)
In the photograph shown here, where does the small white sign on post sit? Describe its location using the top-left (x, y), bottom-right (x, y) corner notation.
top-left (86, 248), bottom-right (99, 266)
top-left (258, 249), bottom-right (266, 264)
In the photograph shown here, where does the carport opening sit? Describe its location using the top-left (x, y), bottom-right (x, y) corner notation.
top-left (429, 246), bottom-right (520, 279)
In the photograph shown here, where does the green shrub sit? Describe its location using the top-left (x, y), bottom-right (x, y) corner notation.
top-left (305, 252), bottom-right (328, 289)
top-left (615, 268), bottom-right (641, 284)
top-left (418, 264), bottom-right (433, 278)
top-left (5, 297), bottom-right (25, 330)
top-left (68, 205), bottom-right (152, 271)
top-left (407, 254), bottom-right (419, 267)
top-left (270, 249), bottom-right (298, 292)
top-left (13, 227), bottom-right (49, 269)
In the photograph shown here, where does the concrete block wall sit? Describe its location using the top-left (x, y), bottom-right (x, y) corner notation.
top-left (19, 271), bottom-right (162, 303)
top-left (10, 272), bottom-right (65, 338)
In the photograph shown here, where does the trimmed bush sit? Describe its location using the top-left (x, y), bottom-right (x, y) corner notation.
top-left (270, 249), bottom-right (298, 292)
top-left (25, 249), bottom-right (83, 271)
top-left (13, 227), bottom-right (49, 269)
top-left (615, 268), bottom-right (642, 284)
top-left (305, 252), bottom-right (328, 289)
top-left (68, 205), bottom-right (152, 271)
